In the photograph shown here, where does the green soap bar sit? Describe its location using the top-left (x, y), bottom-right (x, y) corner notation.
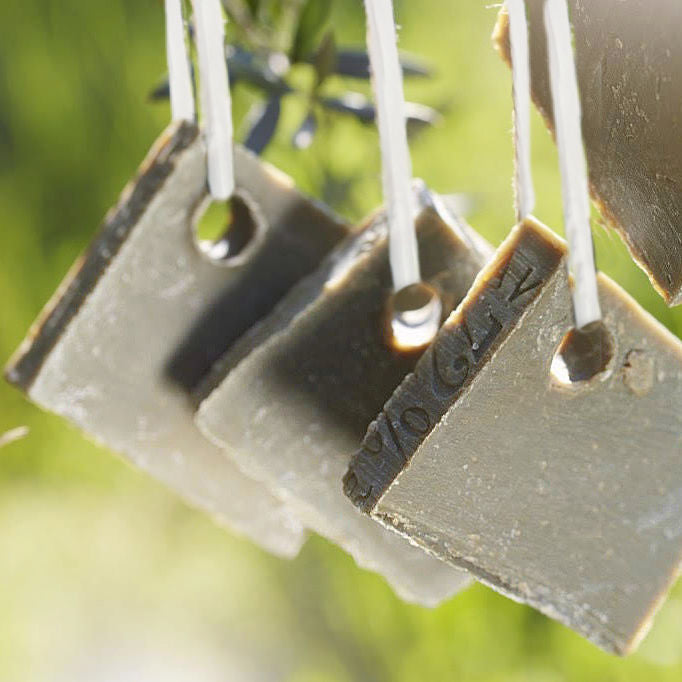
top-left (346, 217), bottom-right (682, 654)
top-left (495, 0), bottom-right (682, 305)
top-left (197, 190), bottom-right (491, 605)
top-left (6, 121), bottom-right (348, 557)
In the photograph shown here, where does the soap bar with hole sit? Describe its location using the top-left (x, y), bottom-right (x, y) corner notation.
top-left (345, 217), bottom-right (682, 654)
top-left (196, 191), bottom-right (491, 604)
top-left (495, 0), bottom-right (682, 305)
top-left (5, 121), bottom-right (349, 557)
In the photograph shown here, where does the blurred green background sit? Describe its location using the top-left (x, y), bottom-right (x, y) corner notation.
top-left (1, 1), bottom-right (681, 680)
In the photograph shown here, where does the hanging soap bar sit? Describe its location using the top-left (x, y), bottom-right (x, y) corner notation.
top-left (495, 0), bottom-right (682, 305)
top-left (345, 217), bottom-right (682, 654)
top-left (5, 121), bottom-right (349, 557)
top-left (196, 189), bottom-right (491, 605)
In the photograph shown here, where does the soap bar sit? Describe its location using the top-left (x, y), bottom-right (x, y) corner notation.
top-left (346, 217), bottom-right (682, 654)
top-left (5, 121), bottom-right (348, 557)
top-left (495, 0), bottom-right (682, 305)
top-left (197, 191), bottom-right (491, 605)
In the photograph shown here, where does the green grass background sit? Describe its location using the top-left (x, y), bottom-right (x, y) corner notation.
top-left (1, 1), bottom-right (681, 680)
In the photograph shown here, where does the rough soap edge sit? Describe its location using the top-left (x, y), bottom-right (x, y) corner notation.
top-left (373, 508), bottom-right (627, 655)
top-left (4, 121), bottom-right (200, 392)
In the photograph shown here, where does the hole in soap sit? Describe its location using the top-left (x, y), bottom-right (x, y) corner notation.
top-left (550, 321), bottom-right (614, 387)
top-left (388, 282), bottom-right (443, 351)
top-left (193, 193), bottom-right (261, 265)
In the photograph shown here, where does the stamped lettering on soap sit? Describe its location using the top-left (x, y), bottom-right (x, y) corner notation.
top-left (344, 220), bottom-right (564, 512)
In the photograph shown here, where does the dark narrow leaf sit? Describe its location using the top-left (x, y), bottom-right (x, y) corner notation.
top-left (394, 52), bottom-right (433, 78)
top-left (149, 78), bottom-right (171, 102)
top-left (320, 93), bottom-right (440, 133)
top-left (227, 46), bottom-right (292, 96)
top-left (292, 112), bottom-right (317, 149)
top-left (314, 31), bottom-right (337, 89)
top-left (149, 48), bottom-right (291, 102)
top-left (243, 96), bottom-right (281, 155)
top-left (151, 49), bottom-right (290, 100)
top-left (308, 48), bottom-right (432, 80)
top-left (319, 93), bottom-right (375, 123)
top-left (291, 0), bottom-right (332, 63)
top-left (404, 102), bottom-right (442, 136)
top-left (148, 61), bottom-right (196, 102)
top-left (329, 50), bottom-right (372, 79)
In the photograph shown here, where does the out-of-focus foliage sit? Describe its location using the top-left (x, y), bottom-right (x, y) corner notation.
top-left (0, 1), bottom-right (680, 681)
top-left (151, 0), bottom-right (438, 154)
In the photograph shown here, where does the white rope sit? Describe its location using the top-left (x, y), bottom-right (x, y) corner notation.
top-left (544, 0), bottom-right (601, 328)
top-left (164, 0), bottom-right (196, 122)
top-left (506, 0), bottom-right (535, 221)
top-left (364, 0), bottom-right (421, 291)
top-left (192, 0), bottom-right (235, 200)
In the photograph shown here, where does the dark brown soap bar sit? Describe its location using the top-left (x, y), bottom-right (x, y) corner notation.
top-left (197, 193), bottom-right (492, 605)
top-left (5, 120), bottom-right (349, 557)
top-left (346, 217), bottom-right (682, 654)
top-left (495, 0), bottom-right (682, 305)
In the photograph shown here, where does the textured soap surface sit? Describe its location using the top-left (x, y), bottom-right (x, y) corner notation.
top-left (495, 0), bottom-right (682, 305)
top-left (6, 121), bottom-right (348, 557)
top-left (197, 198), bottom-right (491, 605)
top-left (347, 217), bottom-right (682, 654)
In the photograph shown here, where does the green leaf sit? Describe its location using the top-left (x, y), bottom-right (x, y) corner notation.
top-left (291, 0), bottom-right (333, 63)
top-left (313, 31), bottom-right (337, 88)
